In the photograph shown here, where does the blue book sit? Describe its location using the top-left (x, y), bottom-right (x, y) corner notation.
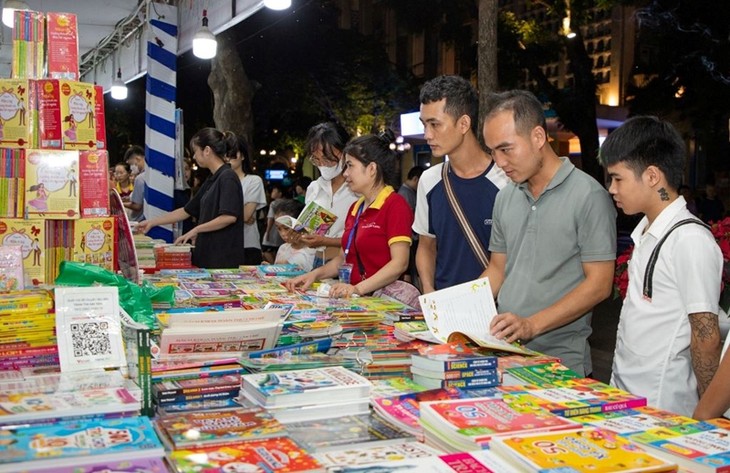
top-left (257, 264), bottom-right (306, 278)
top-left (410, 353), bottom-right (498, 372)
top-left (0, 417), bottom-right (164, 472)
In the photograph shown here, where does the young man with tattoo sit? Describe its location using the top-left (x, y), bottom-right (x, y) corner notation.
top-left (599, 116), bottom-right (723, 417)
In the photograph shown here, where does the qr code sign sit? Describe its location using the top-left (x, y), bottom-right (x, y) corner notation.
top-left (70, 322), bottom-right (112, 357)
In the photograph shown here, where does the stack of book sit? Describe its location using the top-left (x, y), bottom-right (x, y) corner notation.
top-left (419, 396), bottom-right (582, 452)
top-left (0, 416), bottom-right (166, 472)
top-left (410, 352), bottom-right (499, 390)
top-left (239, 366), bottom-right (372, 423)
top-left (154, 406), bottom-right (287, 451)
top-left (0, 289), bottom-right (57, 371)
top-left (152, 373), bottom-right (242, 410)
top-left (154, 243), bottom-right (193, 270)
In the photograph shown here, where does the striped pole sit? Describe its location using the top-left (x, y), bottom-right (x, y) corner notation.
top-left (144, 3), bottom-right (177, 242)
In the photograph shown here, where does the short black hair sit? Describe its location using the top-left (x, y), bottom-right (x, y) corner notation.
top-left (483, 90), bottom-right (547, 137)
top-left (343, 129), bottom-right (399, 187)
top-left (598, 116), bottom-right (686, 190)
top-left (419, 75), bottom-right (479, 135)
top-left (406, 166), bottom-right (425, 180)
top-left (305, 122), bottom-right (349, 164)
top-left (124, 145), bottom-right (144, 162)
top-left (274, 198), bottom-right (305, 218)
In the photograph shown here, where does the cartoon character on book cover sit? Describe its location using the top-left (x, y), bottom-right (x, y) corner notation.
top-left (24, 149), bottom-right (80, 218)
top-left (0, 218), bottom-right (44, 284)
top-left (0, 79), bottom-right (30, 148)
top-left (73, 217), bottom-right (115, 271)
top-left (59, 81), bottom-right (96, 150)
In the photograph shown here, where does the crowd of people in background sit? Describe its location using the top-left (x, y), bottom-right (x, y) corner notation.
top-left (102, 74), bottom-right (730, 420)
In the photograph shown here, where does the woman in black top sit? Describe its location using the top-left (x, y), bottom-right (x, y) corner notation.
top-left (137, 128), bottom-right (245, 268)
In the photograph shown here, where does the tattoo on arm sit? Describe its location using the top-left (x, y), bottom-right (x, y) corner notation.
top-left (658, 187), bottom-right (670, 201)
top-left (689, 312), bottom-right (721, 396)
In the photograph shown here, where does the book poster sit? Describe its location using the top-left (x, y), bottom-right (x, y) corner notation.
top-left (0, 79), bottom-right (31, 148)
top-left (0, 218), bottom-right (45, 284)
top-left (55, 286), bottom-right (126, 372)
top-left (24, 149), bottom-right (80, 218)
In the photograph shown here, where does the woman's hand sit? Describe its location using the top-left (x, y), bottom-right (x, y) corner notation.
top-left (300, 233), bottom-right (327, 248)
top-left (135, 221), bottom-right (152, 234)
top-left (284, 271), bottom-right (318, 292)
top-left (329, 283), bottom-right (359, 298)
top-left (175, 228), bottom-right (198, 245)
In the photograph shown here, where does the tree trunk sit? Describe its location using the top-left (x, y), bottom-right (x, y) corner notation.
top-left (477, 0), bottom-right (499, 144)
top-left (208, 30), bottom-right (256, 147)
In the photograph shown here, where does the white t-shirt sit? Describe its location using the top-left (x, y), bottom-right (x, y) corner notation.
top-left (304, 177), bottom-right (358, 239)
top-left (240, 174), bottom-right (267, 250)
top-left (275, 243), bottom-right (315, 271)
top-left (611, 197), bottom-right (723, 417)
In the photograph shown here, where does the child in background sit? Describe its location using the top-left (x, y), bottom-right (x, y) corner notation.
top-left (274, 199), bottom-right (315, 271)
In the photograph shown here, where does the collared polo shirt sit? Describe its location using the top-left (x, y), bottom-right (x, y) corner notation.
top-left (490, 157), bottom-right (616, 375)
top-left (611, 196), bottom-right (722, 416)
top-left (341, 186), bottom-right (413, 286)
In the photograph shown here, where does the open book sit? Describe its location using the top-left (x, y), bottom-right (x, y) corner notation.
top-left (275, 200), bottom-right (338, 236)
top-left (418, 277), bottom-right (532, 355)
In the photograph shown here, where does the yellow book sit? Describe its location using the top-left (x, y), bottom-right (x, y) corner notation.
top-left (59, 80), bottom-right (97, 150)
top-left (0, 79), bottom-right (31, 148)
top-left (24, 149), bottom-right (80, 219)
top-left (0, 218), bottom-right (46, 284)
top-left (73, 216), bottom-right (115, 271)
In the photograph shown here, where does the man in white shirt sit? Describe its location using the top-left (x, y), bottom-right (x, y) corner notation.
top-left (599, 116), bottom-right (723, 417)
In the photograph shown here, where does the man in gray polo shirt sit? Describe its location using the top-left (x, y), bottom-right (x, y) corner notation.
top-left (480, 90), bottom-right (616, 376)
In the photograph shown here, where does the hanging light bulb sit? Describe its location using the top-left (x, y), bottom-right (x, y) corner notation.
top-left (111, 68), bottom-right (128, 100)
top-left (2, 0), bottom-right (29, 28)
top-left (264, 0), bottom-right (292, 10)
top-left (192, 9), bottom-right (217, 59)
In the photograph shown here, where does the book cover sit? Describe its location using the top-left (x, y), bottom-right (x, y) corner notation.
top-left (258, 263), bottom-right (307, 278)
top-left (54, 286), bottom-right (126, 372)
top-left (159, 322), bottom-right (282, 356)
top-left (159, 308), bottom-right (282, 329)
top-left (0, 79), bottom-right (31, 148)
top-left (491, 427), bottom-right (678, 473)
top-left (46, 13), bottom-right (79, 81)
top-left (419, 277), bottom-right (531, 355)
top-left (275, 200), bottom-right (337, 236)
top-left (168, 436), bottom-right (324, 473)
top-left (571, 406), bottom-right (697, 435)
top-left (503, 361), bottom-right (581, 387)
top-left (420, 397), bottom-right (582, 451)
top-left (370, 377), bottom-right (429, 399)
top-left (24, 149), bottom-right (80, 218)
top-left (152, 374), bottom-right (241, 399)
top-left (504, 378), bottom-right (647, 418)
top-left (0, 244), bottom-right (23, 291)
top-left (73, 216), bottom-right (115, 271)
top-left (241, 365), bottom-right (371, 408)
top-left (628, 418), bottom-right (730, 473)
top-left (371, 387), bottom-right (466, 437)
top-left (78, 150), bottom-right (110, 217)
top-left (411, 352), bottom-right (498, 373)
top-left (26, 457), bottom-right (169, 473)
top-left (156, 407), bottom-right (286, 449)
top-left (313, 440), bottom-right (443, 468)
top-left (0, 417), bottom-right (164, 472)
top-left (58, 80), bottom-right (96, 150)
top-left (286, 412), bottom-right (414, 452)
top-left (0, 218), bottom-right (45, 284)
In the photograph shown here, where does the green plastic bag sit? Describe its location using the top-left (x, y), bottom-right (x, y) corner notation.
top-left (54, 261), bottom-right (174, 327)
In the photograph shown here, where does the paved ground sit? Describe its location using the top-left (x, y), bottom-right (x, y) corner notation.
top-left (588, 296), bottom-right (622, 383)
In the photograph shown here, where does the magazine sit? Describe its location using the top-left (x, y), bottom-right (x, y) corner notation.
top-left (275, 200), bottom-right (337, 236)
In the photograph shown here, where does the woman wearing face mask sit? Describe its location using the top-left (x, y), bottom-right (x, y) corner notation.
top-left (300, 122), bottom-right (359, 268)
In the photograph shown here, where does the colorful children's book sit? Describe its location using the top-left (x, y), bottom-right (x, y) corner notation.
top-left (312, 440), bottom-right (443, 468)
top-left (371, 387), bottom-right (468, 437)
top-left (571, 405), bottom-right (697, 435)
top-left (490, 427), bottom-right (678, 473)
top-left (0, 79), bottom-right (31, 148)
top-left (628, 418), bottom-right (730, 473)
top-left (503, 378), bottom-right (647, 418)
top-left (0, 416), bottom-right (165, 472)
top-left (73, 216), bottom-right (115, 271)
top-left (241, 365), bottom-right (371, 408)
top-left (24, 149), bottom-right (80, 218)
top-left (155, 407), bottom-right (286, 449)
top-left (78, 150), bottom-right (110, 217)
top-left (258, 263), bottom-right (307, 278)
top-left (286, 412), bottom-right (414, 452)
top-left (22, 457), bottom-right (170, 473)
top-left (419, 277), bottom-right (531, 355)
top-left (152, 374), bottom-right (242, 401)
top-left (503, 361), bottom-right (581, 386)
top-left (420, 397), bottom-right (583, 452)
top-left (168, 436), bottom-right (324, 473)
top-left (275, 200), bottom-right (338, 236)
top-left (0, 244), bottom-right (23, 291)
top-left (0, 218), bottom-right (45, 284)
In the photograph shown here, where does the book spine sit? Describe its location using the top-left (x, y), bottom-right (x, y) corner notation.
top-left (154, 382), bottom-right (241, 399)
top-left (151, 367), bottom-right (243, 383)
top-left (442, 373), bottom-right (500, 389)
top-left (155, 387), bottom-right (240, 405)
top-left (443, 357), bottom-right (498, 370)
top-left (441, 367), bottom-right (499, 380)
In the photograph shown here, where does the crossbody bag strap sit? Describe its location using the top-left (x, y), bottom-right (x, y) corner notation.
top-left (441, 161), bottom-right (490, 269)
top-left (643, 218), bottom-right (710, 301)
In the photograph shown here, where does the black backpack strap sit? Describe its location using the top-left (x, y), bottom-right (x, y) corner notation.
top-left (643, 218), bottom-right (710, 301)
